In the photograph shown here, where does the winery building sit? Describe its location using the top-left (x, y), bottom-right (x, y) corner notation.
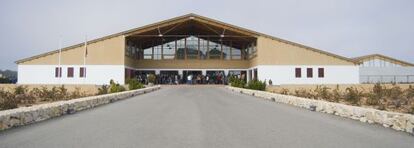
top-left (16, 13), bottom-right (363, 85)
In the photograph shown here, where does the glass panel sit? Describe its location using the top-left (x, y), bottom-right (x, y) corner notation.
top-left (176, 38), bottom-right (185, 59)
top-left (209, 41), bottom-right (221, 59)
top-left (222, 43), bottom-right (231, 60)
top-left (186, 36), bottom-right (198, 59)
top-left (163, 40), bottom-right (175, 59)
top-left (143, 47), bottom-right (153, 59)
top-left (153, 45), bottom-right (162, 60)
top-left (231, 48), bottom-right (241, 60)
top-left (199, 38), bottom-right (208, 59)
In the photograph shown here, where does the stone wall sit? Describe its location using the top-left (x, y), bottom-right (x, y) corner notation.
top-left (226, 86), bottom-right (414, 134)
top-left (0, 86), bottom-right (161, 131)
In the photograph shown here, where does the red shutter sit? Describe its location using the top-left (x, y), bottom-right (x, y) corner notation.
top-left (307, 68), bottom-right (313, 78)
top-left (295, 68), bottom-right (301, 78)
top-left (318, 68), bottom-right (324, 78)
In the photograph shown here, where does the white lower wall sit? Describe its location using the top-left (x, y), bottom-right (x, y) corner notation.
top-left (18, 65), bottom-right (125, 85)
top-left (253, 65), bottom-right (359, 85)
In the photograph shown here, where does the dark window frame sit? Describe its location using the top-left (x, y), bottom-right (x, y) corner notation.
top-left (80, 67), bottom-right (86, 78)
top-left (295, 68), bottom-right (301, 78)
top-left (55, 67), bottom-right (62, 78)
top-left (307, 68), bottom-right (313, 78)
top-left (67, 67), bottom-right (74, 78)
top-left (318, 68), bottom-right (324, 78)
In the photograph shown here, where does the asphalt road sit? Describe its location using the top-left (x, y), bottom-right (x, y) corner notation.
top-left (0, 86), bottom-right (413, 148)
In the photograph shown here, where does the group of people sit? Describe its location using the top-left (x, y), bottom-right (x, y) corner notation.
top-left (135, 71), bottom-right (246, 85)
top-left (186, 72), bottom-right (225, 85)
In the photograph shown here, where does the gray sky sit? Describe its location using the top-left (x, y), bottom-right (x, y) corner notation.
top-left (1, 0), bottom-right (413, 70)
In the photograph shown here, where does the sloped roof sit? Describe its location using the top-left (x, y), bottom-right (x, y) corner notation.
top-left (16, 13), bottom-right (355, 64)
top-left (352, 54), bottom-right (414, 67)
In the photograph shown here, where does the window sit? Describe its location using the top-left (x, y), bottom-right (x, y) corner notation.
top-left (67, 67), bottom-right (74, 78)
top-left (307, 68), bottom-right (313, 78)
top-left (295, 68), bottom-right (301, 78)
top-left (318, 68), bottom-right (324, 78)
top-left (55, 67), bottom-right (62, 78)
top-left (80, 67), bottom-right (86, 78)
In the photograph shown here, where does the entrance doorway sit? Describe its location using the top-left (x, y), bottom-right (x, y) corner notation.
top-left (183, 70), bottom-right (202, 84)
top-left (160, 71), bottom-right (179, 84)
top-left (206, 70), bottom-right (225, 84)
top-left (135, 70), bottom-right (156, 84)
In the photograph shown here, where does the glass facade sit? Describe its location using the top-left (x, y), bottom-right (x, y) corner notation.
top-left (126, 36), bottom-right (256, 60)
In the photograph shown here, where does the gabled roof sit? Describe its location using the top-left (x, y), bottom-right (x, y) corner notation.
top-left (352, 54), bottom-right (414, 67)
top-left (16, 13), bottom-right (355, 64)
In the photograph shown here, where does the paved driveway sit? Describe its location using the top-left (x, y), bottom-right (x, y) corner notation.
top-left (0, 86), bottom-right (413, 148)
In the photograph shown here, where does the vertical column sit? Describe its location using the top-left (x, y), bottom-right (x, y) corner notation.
top-left (202, 70), bottom-right (206, 75)
top-left (184, 37), bottom-right (187, 60)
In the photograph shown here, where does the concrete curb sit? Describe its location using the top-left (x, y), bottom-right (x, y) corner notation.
top-left (226, 86), bottom-right (414, 135)
top-left (0, 85), bottom-right (161, 131)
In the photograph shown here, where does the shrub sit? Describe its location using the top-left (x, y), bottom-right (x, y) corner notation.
top-left (147, 74), bottom-right (156, 84)
top-left (0, 89), bottom-right (18, 110)
top-left (109, 79), bottom-right (126, 93)
top-left (366, 94), bottom-right (380, 105)
top-left (314, 85), bottom-right (332, 101)
top-left (230, 78), bottom-right (246, 88)
top-left (279, 88), bottom-right (289, 95)
top-left (246, 80), bottom-right (266, 91)
top-left (294, 89), bottom-right (312, 98)
top-left (387, 85), bottom-right (404, 108)
top-left (345, 87), bottom-right (363, 105)
top-left (405, 85), bottom-right (414, 99)
top-left (14, 85), bottom-right (28, 95)
top-left (127, 79), bottom-right (144, 90)
top-left (97, 85), bottom-right (109, 95)
top-left (332, 85), bottom-right (341, 102)
top-left (372, 82), bottom-right (384, 99)
top-left (70, 87), bottom-right (85, 99)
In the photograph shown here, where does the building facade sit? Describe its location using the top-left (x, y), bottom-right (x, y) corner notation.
top-left (353, 54), bottom-right (414, 83)
top-left (16, 14), bottom-right (361, 85)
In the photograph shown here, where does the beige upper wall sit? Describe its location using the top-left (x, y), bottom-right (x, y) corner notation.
top-left (254, 37), bottom-right (355, 66)
top-left (19, 36), bottom-right (125, 65)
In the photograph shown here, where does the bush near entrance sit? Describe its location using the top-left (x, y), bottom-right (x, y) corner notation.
top-left (229, 76), bottom-right (266, 91)
top-left (126, 79), bottom-right (145, 90)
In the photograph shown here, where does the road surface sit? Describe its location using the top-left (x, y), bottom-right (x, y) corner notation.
top-left (0, 86), bottom-right (413, 148)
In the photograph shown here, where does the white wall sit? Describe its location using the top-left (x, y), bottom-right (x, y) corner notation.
top-left (253, 65), bottom-right (359, 85)
top-left (18, 65), bottom-right (125, 85)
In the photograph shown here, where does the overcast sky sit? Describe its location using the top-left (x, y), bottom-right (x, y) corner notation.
top-left (1, 0), bottom-right (413, 70)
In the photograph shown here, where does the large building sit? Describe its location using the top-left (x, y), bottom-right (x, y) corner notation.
top-left (353, 54), bottom-right (414, 83)
top-left (16, 14), bottom-right (373, 85)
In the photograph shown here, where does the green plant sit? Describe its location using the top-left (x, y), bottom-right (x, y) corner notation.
top-left (14, 85), bottom-right (28, 95)
top-left (127, 79), bottom-right (145, 90)
top-left (97, 85), bottom-right (109, 95)
top-left (246, 80), bottom-right (266, 91)
top-left (345, 87), bottom-right (363, 105)
top-left (109, 79), bottom-right (126, 93)
top-left (147, 74), bottom-right (156, 84)
top-left (230, 78), bottom-right (246, 88)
